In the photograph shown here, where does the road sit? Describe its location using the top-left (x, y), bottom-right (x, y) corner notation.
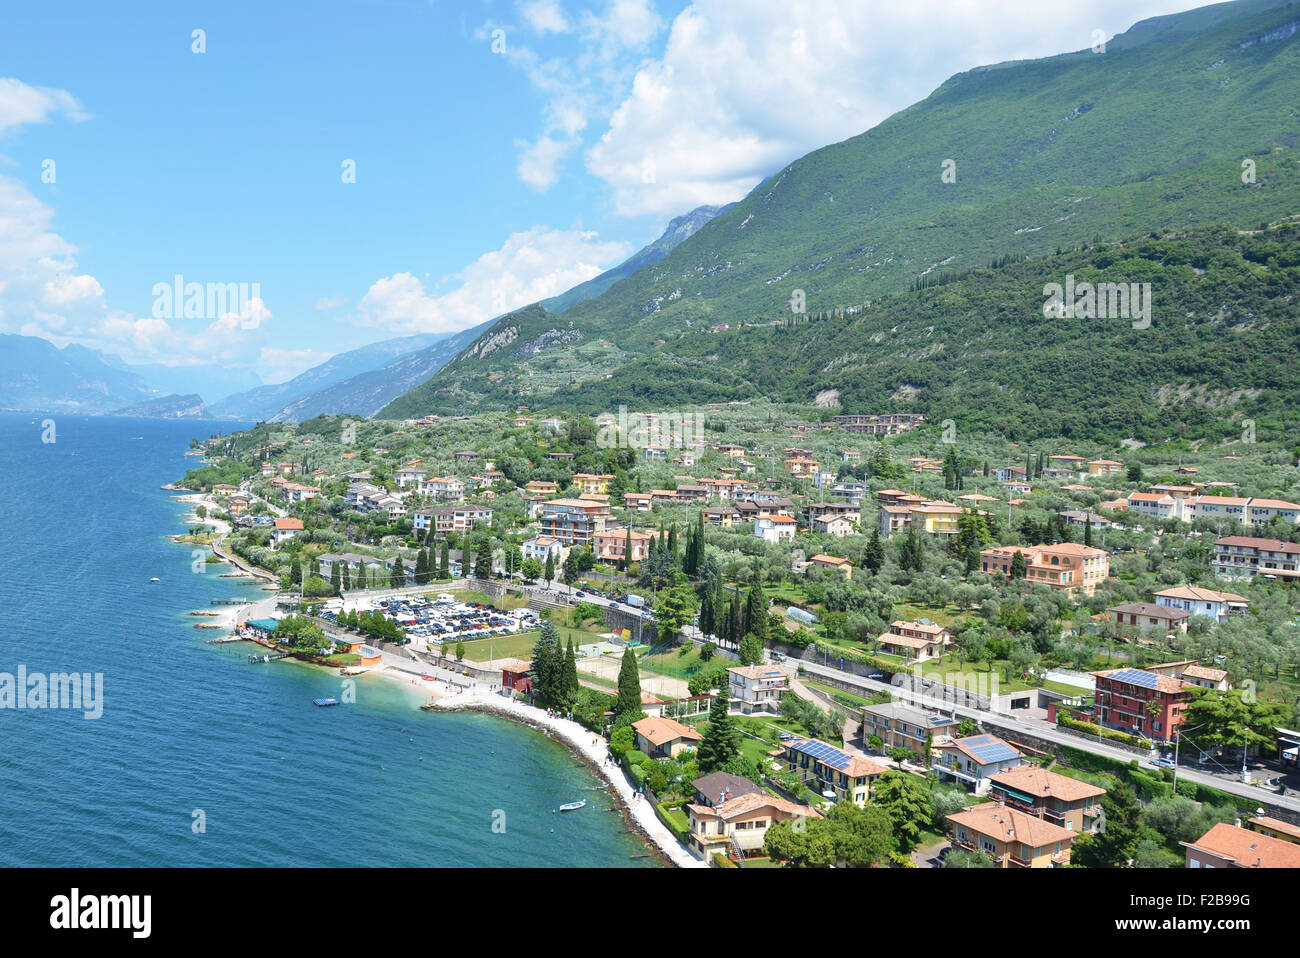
top-left (793, 658), bottom-right (1300, 815)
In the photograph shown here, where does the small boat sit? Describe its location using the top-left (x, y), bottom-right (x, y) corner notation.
top-left (559, 801), bottom-right (586, 812)
top-left (313, 697), bottom-right (341, 707)
top-left (149, 577), bottom-right (160, 582)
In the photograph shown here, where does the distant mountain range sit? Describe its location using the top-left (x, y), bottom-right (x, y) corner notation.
top-left (111, 393), bottom-right (209, 419)
top-left (207, 332), bottom-right (453, 420)
top-left (0, 335), bottom-right (153, 413)
top-left (380, 0), bottom-right (1300, 430)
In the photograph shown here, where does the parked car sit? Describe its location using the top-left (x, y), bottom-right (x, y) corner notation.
top-left (1150, 756), bottom-right (1177, 769)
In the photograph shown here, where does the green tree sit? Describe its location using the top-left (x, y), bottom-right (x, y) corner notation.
top-left (1009, 550), bottom-right (1026, 579)
top-left (414, 548), bottom-right (429, 586)
top-left (697, 688), bottom-right (741, 772)
top-left (1181, 687), bottom-right (1292, 753)
top-left (654, 579), bottom-right (700, 645)
top-left (1073, 780), bottom-right (1142, 868)
top-left (738, 632), bottom-right (765, 666)
top-left (544, 551), bottom-right (556, 582)
top-left (864, 529), bottom-right (885, 575)
top-left (873, 770), bottom-right (932, 852)
top-left (614, 647), bottom-right (644, 720)
top-left (531, 620), bottom-right (563, 708)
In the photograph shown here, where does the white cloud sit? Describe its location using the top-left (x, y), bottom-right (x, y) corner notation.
top-left (581, 0), bottom-right (1204, 216)
top-left (314, 295), bottom-right (345, 311)
top-left (355, 226), bottom-right (631, 335)
top-left (0, 77), bottom-right (89, 136)
top-left (487, 0), bottom-right (663, 193)
top-left (519, 0), bottom-right (571, 35)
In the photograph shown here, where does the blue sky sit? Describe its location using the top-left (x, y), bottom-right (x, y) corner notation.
top-left (0, 0), bottom-right (1204, 391)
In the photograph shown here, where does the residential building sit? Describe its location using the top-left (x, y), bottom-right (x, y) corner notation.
top-left (1091, 666), bottom-right (1193, 742)
top-left (525, 480), bottom-right (558, 495)
top-left (782, 738), bottom-right (888, 806)
top-left (686, 792), bottom-right (821, 862)
top-left (811, 514), bottom-right (856, 537)
top-left (979, 543), bottom-right (1110, 596)
top-left (593, 528), bottom-right (656, 563)
top-left (272, 517), bottom-right (303, 547)
top-left (859, 702), bottom-right (957, 756)
top-left (1212, 536), bottom-right (1300, 581)
top-left (831, 413), bottom-right (925, 434)
top-left (807, 554), bottom-right (852, 580)
top-left (947, 804), bottom-right (1076, 867)
top-left (1154, 585), bottom-right (1249, 623)
top-left (727, 665), bottom-right (788, 714)
top-left (876, 620), bottom-right (952, 662)
top-left (540, 498), bottom-right (612, 546)
top-left (1105, 602), bottom-right (1192, 641)
top-left (933, 735), bottom-right (1025, 793)
top-left (1246, 816), bottom-right (1300, 845)
top-left (413, 504), bottom-right (492, 535)
top-left (417, 476), bottom-right (465, 501)
top-left (1087, 459), bottom-right (1123, 476)
top-left (692, 772), bottom-right (763, 808)
top-left (521, 535), bottom-right (564, 564)
top-left (632, 716), bottom-right (702, 758)
top-left (754, 515), bottom-right (797, 543)
top-left (702, 506), bottom-right (738, 527)
top-left (1183, 822), bottom-right (1300, 869)
top-left (987, 765), bottom-right (1106, 833)
top-left (571, 472), bottom-right (614, 495)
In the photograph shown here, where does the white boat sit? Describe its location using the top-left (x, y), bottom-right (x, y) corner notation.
top-left (558, 801), bottom-right (586, 812)
top-left (149, 577), bottom-right (160, 582)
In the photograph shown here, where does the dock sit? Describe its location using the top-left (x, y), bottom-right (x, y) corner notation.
top-left (249, 652), bottom-right (293, 663)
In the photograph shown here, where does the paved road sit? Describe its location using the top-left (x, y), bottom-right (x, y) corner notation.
top-left (793, 659), bottom-right (1300, 814)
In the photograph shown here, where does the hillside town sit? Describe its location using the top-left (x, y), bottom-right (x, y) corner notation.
top-left (180, 403), bottom-right (1300, 868)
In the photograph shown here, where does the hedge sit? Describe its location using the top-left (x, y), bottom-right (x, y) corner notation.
top-left (1056, 713), bottom-right (1153, 750)
top-left (656, 803), bottom-right (690, 843)
top-left (712, 853), bottom-right (738, 869)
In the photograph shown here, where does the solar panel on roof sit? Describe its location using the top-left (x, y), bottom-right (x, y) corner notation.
top-left (970, 741), bottom-right (1020, 763)
top-left (1111, 668), bottom-right (1158, 689)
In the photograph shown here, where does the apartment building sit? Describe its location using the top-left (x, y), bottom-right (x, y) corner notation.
top-left (979, 543), bottom-right (1110, 596)
top-left (539, 498), bottom-right (612, 546)
top-left (1213, 536), bottom-right (1300, 581)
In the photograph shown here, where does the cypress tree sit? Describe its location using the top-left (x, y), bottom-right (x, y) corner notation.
top-left (624, 527), bottom-right (634, 571)
top-left (439, 542), bottom-right (450, 579)
top-left (744, 580), bottom-right (769, 643)
top-left (563, 638), bottom-right (579, 707)
top-left (414, 548), bottom-right (429, 585)
top-left (341, 562), bottom-right (351, 591)
top-left (614, 647), bottom-right (642, 718)
top-left (865, 529), bottom-right (885, 574)
top-left (330, 562), bottom-right (341, 594)
top-left (698, 585), bottom-right (715, 638)
top-left (1010, 550), bottom-right (1027, 579)
top-left (532, 620), bottom-right (561, 707)
top-left (544, 551), bottom-right (556, 583)
top-left (1084, 517), bottom-right (1093, 547)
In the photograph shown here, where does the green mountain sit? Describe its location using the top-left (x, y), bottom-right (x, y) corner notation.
top-left (110, 393), bottom-right (209, 419)
top-left (381, 0), bottom-right (1300, 429)
top-left (539, 204), bottom-right (734, 314)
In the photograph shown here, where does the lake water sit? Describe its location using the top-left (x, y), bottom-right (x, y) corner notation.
top-left (0, 412), bottom-right (654, 867)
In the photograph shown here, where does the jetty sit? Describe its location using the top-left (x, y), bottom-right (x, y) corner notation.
top-left (249, 652), bottom-right (293, 664)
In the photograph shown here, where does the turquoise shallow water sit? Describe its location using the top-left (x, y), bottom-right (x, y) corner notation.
top-left (0, 413), bottom-right (655, 867)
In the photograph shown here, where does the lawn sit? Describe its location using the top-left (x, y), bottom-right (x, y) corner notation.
top-left (638, 644), bottom-right (711, 679)
top-left (916, 653), bottom-right (1082, 696)
top-left (454, 632), bottom-right (539, 662)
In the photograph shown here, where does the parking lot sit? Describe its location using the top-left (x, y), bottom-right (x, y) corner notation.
top-left (318, 593), bottom-right (540, 647)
